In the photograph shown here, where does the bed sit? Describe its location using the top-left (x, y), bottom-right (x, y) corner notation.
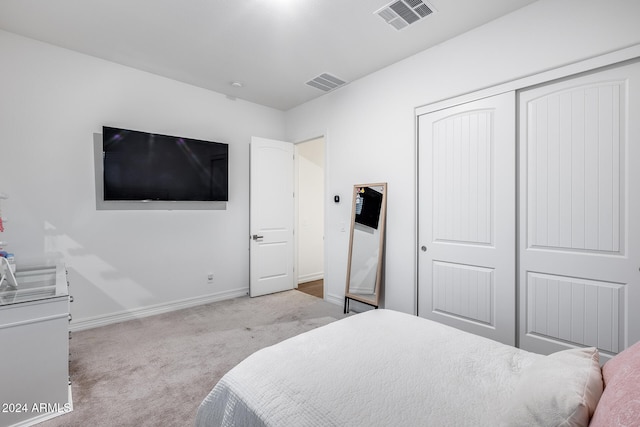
top-left (195, 309), bottom-right (640, 427)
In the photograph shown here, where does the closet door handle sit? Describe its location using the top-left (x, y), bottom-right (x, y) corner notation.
top-left (252, 234), bottom-right (264, 241)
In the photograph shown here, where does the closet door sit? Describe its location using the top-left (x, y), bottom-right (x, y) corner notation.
top-left (519, 61), bottom-right (640, 358)
top-left (418, 92), bottom-right (516, 346)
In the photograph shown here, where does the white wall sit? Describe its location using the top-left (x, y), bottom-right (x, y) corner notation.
top-left (296, 137), bottom-right (324, 283)
top-left (0, 30), bottom-right (285, 325)
top-left (2, 0), bottom-right (639, 323)
top-left (284, 0), bottom-right (640, 313)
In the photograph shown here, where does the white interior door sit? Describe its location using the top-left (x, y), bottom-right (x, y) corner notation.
top-left (418, 92), bottom-right (516, 345)
top-left (250, 136), bottom-right (294, 297)
top-left (518, 61), bottom-right (640, 357)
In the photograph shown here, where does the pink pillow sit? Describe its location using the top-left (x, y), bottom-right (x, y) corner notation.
top-left (589, 340), bottom-right (640, 426)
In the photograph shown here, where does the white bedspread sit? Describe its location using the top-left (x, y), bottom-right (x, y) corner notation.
top-left (195, 309), bottom-right (542, 427)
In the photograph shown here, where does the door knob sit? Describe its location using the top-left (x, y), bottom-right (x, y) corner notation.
top-left (421, 246), bottom-right (427, 252)
top-left (252, 234), bottom-right (264, 241)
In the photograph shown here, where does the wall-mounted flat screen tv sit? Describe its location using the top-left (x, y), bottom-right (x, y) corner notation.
top-left (102, 126), bottom-right (228, 202)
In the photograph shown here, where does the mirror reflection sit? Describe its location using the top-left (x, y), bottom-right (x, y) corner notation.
top-left (344, 183), bottom-right (387, 313)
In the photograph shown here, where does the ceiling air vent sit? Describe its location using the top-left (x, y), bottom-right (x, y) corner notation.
top-left (306, 73), bottom-right (347, 92)
top-left (375, 0), bottom-right (436, 31)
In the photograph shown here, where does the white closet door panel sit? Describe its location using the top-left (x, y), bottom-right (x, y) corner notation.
top-left (519, 61), bottom-right (640, 357)
top-left (526, 272), bottom-right (623, 353)
top-left (419, 91), bottom-right (516, 346)
top-left (432, 111), bottom-right (492, 245)
top-left (527, 81), bottom-right (623, 253)
top-left (433, 262), bottom-right (493, 325)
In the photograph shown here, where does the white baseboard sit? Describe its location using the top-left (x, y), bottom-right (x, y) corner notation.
top-left (70, 288), bottom-right (249, 332)
top-left (325, 292), bottom-right (344, 307)
top-left (297, 272), bottom-right (324, 284)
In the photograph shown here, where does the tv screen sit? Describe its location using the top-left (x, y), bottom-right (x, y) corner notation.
top-left (102, 127), bottom-right (228, 202)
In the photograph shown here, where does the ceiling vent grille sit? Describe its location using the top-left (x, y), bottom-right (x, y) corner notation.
top-left (375, 0), bottom-right (435, 30)
top-left (306, 73), bottom-right (347, 92)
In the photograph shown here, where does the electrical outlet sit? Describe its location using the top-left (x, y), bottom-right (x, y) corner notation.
top-left (207, 273), bottom-right (214, 283)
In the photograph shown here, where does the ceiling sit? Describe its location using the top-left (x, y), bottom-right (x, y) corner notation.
top-left (0, 0), bottom-right (538, 111)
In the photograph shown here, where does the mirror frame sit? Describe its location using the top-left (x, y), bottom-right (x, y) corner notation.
top-left (344, 182), bottom-right (387, 313)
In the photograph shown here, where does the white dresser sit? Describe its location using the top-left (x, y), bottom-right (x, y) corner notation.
top-left (0, 260), bottom-right (71, 427)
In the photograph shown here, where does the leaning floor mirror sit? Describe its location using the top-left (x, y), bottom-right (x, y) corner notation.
top-left (344, 183), bottom-right (387, 313)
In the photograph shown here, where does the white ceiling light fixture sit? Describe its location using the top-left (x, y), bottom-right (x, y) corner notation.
top-left (230, 81), bottom-right (243, 88)
top-left (375, 0), bottom-right (436, 31)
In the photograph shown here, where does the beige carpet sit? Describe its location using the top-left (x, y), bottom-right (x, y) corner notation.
top-left (37, 290), bottom-right (346, 427)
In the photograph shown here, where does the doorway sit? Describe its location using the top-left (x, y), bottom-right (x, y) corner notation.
top-left (295, 137), bottom-right (325, 299)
